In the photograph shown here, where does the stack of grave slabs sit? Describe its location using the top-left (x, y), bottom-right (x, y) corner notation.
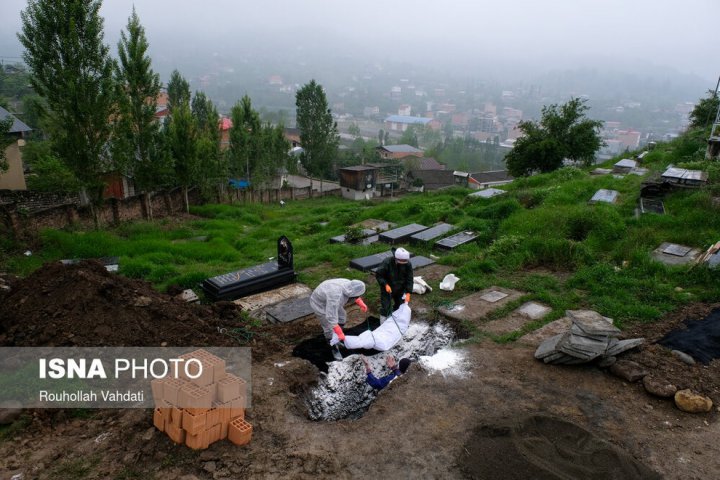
top-left (435, 231), bottom-right (478, 251)
top-left (379, 223), bottom-right (428, 244)
top-left (534, 310), bottom-right (644, 365)
top-left (202, 261), bottom-right (296, 301)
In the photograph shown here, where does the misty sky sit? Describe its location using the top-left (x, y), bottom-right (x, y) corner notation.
top-left (1, 0), bottom-right (718, 82)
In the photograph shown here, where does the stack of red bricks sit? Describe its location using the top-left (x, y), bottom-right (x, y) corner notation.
top-left (151, 349), bottom-right (253, 450)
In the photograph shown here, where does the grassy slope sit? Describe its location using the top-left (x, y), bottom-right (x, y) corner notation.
top-left (3, 127), bottom-right (720, 339)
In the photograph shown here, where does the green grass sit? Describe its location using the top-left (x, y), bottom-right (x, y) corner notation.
top-left (3, 128), bottom-right (720, 335)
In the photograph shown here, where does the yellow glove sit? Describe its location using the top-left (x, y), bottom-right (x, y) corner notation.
top-left (385, 285), bottom-right (392, 294)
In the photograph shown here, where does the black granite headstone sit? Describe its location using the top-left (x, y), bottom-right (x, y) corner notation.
top-left (349, 250), bottom-right (395, 272)
top-left (410, 223), bottom-right (454, 244)
top-left (202, 237), bottom-right (296, 301)
top-left (369, 255), bottom-right (435, 272)
top-left (378, 223), bottom-right (428, 244)
top-left (329, 229), bottom-right (378, 244)
top-left (435, 231), bottom-right (478, 250)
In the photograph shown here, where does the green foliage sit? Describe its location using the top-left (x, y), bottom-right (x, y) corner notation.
top-left (167, 69), bottom-right (190, 114)
top-left (113, 8), bottom-right (165, 192)
top-left (295, 79), bottom-right (339, 178)
top-left (23, 141), bottom-right (81, 192)
top-left (19, 0), bottom-right (116, 204)
top-left (505, 98), bottom-right (603, 176)
top-left (689, 90), bottom-right (719, 129)
top-left (0, 116), bottom-right (13, 173)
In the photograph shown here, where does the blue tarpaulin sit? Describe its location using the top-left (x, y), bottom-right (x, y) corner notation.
top-left (229, 179), bottom-right (251, 189)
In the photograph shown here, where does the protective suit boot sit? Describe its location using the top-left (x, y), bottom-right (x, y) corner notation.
top-left (331, 345), bottom-right (343, 361)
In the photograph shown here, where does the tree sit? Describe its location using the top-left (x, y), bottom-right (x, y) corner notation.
top-left (399, 125), bottom-right (419, 147)
top-left (348, 122), bottom-right (361, 138)
top-left (22, 140), bottom-right (81, 192)
top-left (166, 103), bottom-right (197, 212)
top-left (167, 70), bottom-right (190, 114)
top-left (295, 80), bottom-right (339, 178)
top-left (228, 95), bottom-right (260, 181)
top-left (114, 8), bottom-right (164, 193)
top-left (689, 90), bottom-right (719, 129)
top-left (505, 98), bottom-right (602, 177)
top-left (19, 0), bottom-right (116, 210)
top-left (192, 91), bottom-right (226, 199)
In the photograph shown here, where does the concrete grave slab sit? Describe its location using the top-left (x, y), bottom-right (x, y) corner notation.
top-left (516, 302), bottom-right (551, 320)
top-left (410, 223), bottom-right (454, 244)
top-left (349, 251), bottom-right (395, 272)
top-left (606, 338), bottom-right (645, 357)
top-left (567, 310), bottom-right (620, 336)
top-left (438, 286), bottom-right (523, 322)
top-left (613, 159), bottom-right (637, 173)
top-left (435, 231), bottom-right (478, 250)
top-left (589, 189), bottom-right (619, 204)
top-left (630, 168), bottom-right (649, 176)
top-left (518, 317), bottom-right (572, 347)
top-left (370, 255), bottom-right (436, 272)
top-left (663, 244), bottom-right (691, 257)
top-left (640, 197), bottom-right (665, 215)
top-left (480, 290), bottom-right (508, 303)
top-left (233, 283), bottom-right (312, 321)
top-left (651, 242), bottom-right (701, 266)
top-left (534, 334), bottom-right (563, 359)
top-left (591, 168), bottom-right (612, 176)
top-left (265, 296), bottom-right (314, 324)
top-left (379, 223), bottom-right (429, 244)
top-left (469, 188), bottom-right (506, 199)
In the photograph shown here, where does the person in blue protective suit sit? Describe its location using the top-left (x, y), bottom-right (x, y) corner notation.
top-left (361, 355), bottom-right (411, 390)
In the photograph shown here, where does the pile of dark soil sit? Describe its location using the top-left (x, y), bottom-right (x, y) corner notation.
top-left (459, 415), bottom-right (661, 479)
top-left (0, 260), bottom-right (243, 347)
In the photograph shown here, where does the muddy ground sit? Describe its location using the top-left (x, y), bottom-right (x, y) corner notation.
top-left (1, 262), bottom-right (719, 479)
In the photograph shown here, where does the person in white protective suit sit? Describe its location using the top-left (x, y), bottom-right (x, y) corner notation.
top-left (331, 301), bottom-right (411, 351)
top-left (309, 279), bottom-right (368, 360)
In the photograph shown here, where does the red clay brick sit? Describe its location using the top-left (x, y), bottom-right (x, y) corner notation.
top-left (181, 409), bottom-right (207, 436)
top-left (219, 420), bottom-right (229, 440)
top-left (171, 406), bottom-right (183, 425)
top-left (153, 408), bottom-right (165, 432)
top-left (185, 430), bottom-right (209, 450)
top-left (162, 377), bottom-right (187, 405)
top-left (150, 378), bottom-right (165, 404)
top-left (229, 395), bottom-right (246, 419)
top-left (206, 407), bottom-right (221, 428)
top-left (228, 418), bottom-right (253, 446)
top-left (179, 350), bottom-right (214, 387)
top-left (178, 383), bottom-right (213, 411)
top-left (165, 420), bottom-right (186, 444)
top-left (207, 423), bottom-right (221, 445)
top-left (217, 374), bottom-right (246, 403)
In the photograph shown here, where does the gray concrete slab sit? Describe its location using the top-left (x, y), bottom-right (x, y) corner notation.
top-left (469, 188), bottom-right (506, 199)
top-left (435, 231), bottom-right (478, 250)
top-left (265, 296), bottom-right (314, 324)
top-left (589, 189), bottom-right (619, 204)
top-left (534, 334), bottom-right (563, 359)
top-left (518, 317), bottom-right (572, 347)
top-left (516, 302), bottom-right (551, 320)
top-left (567, 310), bottom-right (621, 336)
top-left (438, 286), bottom-right (523, 322)
top-left (379, 223), bottom-right (429, 244)
top-left (410, 223), bottom-right (454, 244)
top-left (651, 242), bottom-right (701, 266)
top-left (233, 283), bottom-right (312, 321)
top-left (606, 338), bottom-right (645, 356)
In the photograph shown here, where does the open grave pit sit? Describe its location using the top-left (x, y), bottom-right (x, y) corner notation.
top-left (293, 315), bottom-right (464, 421)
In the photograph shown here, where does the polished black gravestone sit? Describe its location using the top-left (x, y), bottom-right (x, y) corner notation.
top-left (379, 223), bottom-right (428, 244)
top-left (265, 296), bottom-right (314, 324)
top-left (410, 223), bottom-right (454, 244)
top-left (202, 236), bottom-right (296, 301)
top-left (349, 250), bottom-right (395, 272)
top-left (435, 231), bottom-right (478, 250)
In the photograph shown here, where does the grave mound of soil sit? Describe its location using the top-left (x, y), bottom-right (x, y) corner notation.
top-left (0, 260), bottom-right (241, 347)
top-left (459, 415), bottom-right (661, 479)
top-left (658, 307), bottom-right (720, 364)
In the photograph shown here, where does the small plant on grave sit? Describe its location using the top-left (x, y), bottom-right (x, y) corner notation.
top-left (344, 226), bottom-right (365, 243)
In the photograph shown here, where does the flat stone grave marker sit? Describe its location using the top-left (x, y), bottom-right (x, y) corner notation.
top-left (438, 286), bottom-right (523, 322)
top-left (640, 197), bottom-right (665, 214)
top-left (234, 283), bottom-right (312, 321)
top-left (265, 296), bottom-right (314, 324)
top-left (613, 159), bottom-right (637, 172)
top-left (410, 223), bottom-right (454, 244)
top-left (379, 223), bottom-right (429, 244)
top-left (591, 168), bottom-right (612, 175)
top-left (663, 244), bottom-right (692, 257)
top-left (349, 251), bottom-right (395, 271)
top-left (652, 242), bottom-right (701, 266)
top-left (516, 302), bottom-right (551, 320)
top-left (589, 189), bottom-right (619, 204)
top-left (480, 290), bottom-right (508, 303)
top-left (630, 168), bottom-right (649, 176)
top-left (329, 228), bottom-right (378, 244)
top-left (435, 231), bottom-right (478, 251)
